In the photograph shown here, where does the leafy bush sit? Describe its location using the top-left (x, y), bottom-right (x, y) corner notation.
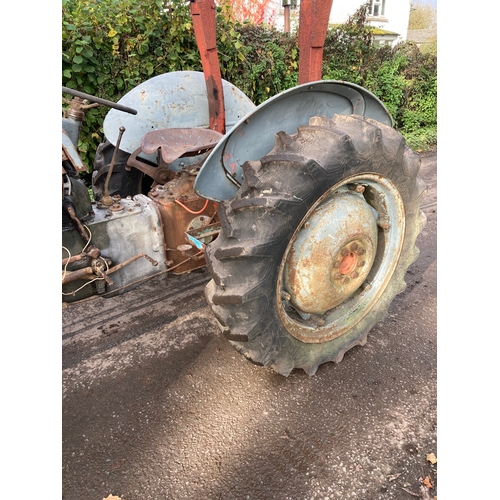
top-left (226, 25), bottom-right (299, 103)
top-left (321, 6), bottom-right (436, 150)
top-left (322, 3), bottom-right (375, 85)
top-left (62, 0), bottom-right (201, 166)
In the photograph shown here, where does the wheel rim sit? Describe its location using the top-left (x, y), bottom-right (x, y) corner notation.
top-left (277, 173), bottom-right (405, 343)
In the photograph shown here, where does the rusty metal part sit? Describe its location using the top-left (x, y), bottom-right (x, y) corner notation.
top-left (63, 195), bottom-right (169, 302)
top-left (62, 86), bottom-right (138, 115)
top-left (176, 244), bottom-right (205, 261)
top-left (105, 252), bottom-right (159, 273)
top-left (149, 173), bottom-right (218, 274)
top-left (140, 128), bottom-right (223, 164)
top-left (297, 0), bottom-right (334, 84)
top-left (93, 260), bottom-right (114, 286)
top-left (126, 127), bottom-right (222, 185)
top-left (102, 126), bottom-right (126, 206)
top-left (65, 96), bottom-right (86, 123)
top-left (63, 204), bottom-right (90, 244)
top-left (127, 148), bottom-right (174, 185)
top-left (62, 266), bottom-right (95, 285)
top-left (62, 252), bottom-right (159, 286)
top-left (188, 0), bottom-right (226, 133)
top-left (109, 202), bottom-right (124, 212)
top-left (186, 221), bottom-right (221, 247)
top-left (62, 246), bottom-right (101, 267)
top-left (93, 254), bottom-right (202, 300)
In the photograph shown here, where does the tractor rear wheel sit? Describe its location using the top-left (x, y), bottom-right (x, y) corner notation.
top-left (205, 114), bottom-right (427, 376)
top-left (92, 139), bottom-right (146, 201)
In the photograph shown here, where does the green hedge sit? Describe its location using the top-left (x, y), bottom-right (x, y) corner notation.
top-left (62, 0), bottom-right (437, 169)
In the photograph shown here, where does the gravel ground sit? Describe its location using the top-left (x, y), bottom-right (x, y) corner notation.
top-left (58, 151), bottom-right (439, 500)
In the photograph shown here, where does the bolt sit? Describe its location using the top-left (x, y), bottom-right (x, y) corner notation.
top-left (355, 185), bottom-right (365, 193)
top-left (315, 317), bottom-right (326, 327)
top-left (303, 221), bottom-right (310, 229)
top-left (282, 291), bottom-right (291, 301)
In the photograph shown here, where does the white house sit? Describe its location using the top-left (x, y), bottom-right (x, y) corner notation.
top-left (269, 0), bottom-right (411, 47)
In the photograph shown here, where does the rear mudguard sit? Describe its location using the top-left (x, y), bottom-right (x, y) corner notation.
top-left (194, 80), bottom-right (394, 202)
top-left (102, 71), bottom-right (256, 166)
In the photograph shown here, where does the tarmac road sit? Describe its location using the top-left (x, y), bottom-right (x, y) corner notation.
top-left (62, 150), bottom-right (437, 500)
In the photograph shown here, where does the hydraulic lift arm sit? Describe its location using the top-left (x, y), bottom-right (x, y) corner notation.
top-left (189, 0), bottom-right (335, 125)
top-left (188, 0), bottom-right (226, 134)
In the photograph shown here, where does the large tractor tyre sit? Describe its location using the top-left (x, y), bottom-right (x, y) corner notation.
top-left (92, 139), bottom-right (146, 202)
top-left (205, 114), bottom-right (427, 376)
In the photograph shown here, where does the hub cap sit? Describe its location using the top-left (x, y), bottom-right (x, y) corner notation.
top-left (277, 173), bottom-right (405, 343)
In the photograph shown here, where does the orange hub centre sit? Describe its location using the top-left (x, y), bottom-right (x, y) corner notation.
top-left (340, 252), bottom-right (357, 275)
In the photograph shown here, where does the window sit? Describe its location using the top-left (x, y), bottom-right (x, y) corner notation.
top-left (370, 0), bottom-right (386, 17)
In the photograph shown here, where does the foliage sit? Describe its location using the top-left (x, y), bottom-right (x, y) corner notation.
top-left (226, 25), bottom-right (299, 104)
top-left (320, 5), bottom-right (436, 151)
top-left (62, 0), bottom-right (201, 167)
top-left (419, 35), bottom-right (437, 57)
top-left (62, 0), bottom-right (437, 169)
top-left (409, 3), bottom-right (437, 30)
top-left (322, 3), bottom-right (375, 85)
top-left (393, 43), bottom-right (437, 150)
top-left (219, 0), bottom-right (276, 25)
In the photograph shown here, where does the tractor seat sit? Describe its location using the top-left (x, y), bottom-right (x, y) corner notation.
top-left (140, 128), bottom-right (223, 164)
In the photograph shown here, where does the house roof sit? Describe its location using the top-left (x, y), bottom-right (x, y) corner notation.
top-left (370, 28), bottom-right (399, 36)
top-left (407, 29), bottom-right (437, 44)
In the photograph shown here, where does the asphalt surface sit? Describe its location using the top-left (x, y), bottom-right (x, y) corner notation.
top-left (62, 151), bottom-right (437, 500)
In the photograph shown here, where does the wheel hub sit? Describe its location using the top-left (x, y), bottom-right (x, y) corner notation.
top-left (278, 174), bottom-right (405, 343)
top-left (284, 191), bottom-right (378, 314)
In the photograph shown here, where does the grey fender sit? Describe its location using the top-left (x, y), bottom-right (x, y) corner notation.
top-left (102, 71), bottom-right (256, 165)
top-left (194, 80), bottom-right (394, 202)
